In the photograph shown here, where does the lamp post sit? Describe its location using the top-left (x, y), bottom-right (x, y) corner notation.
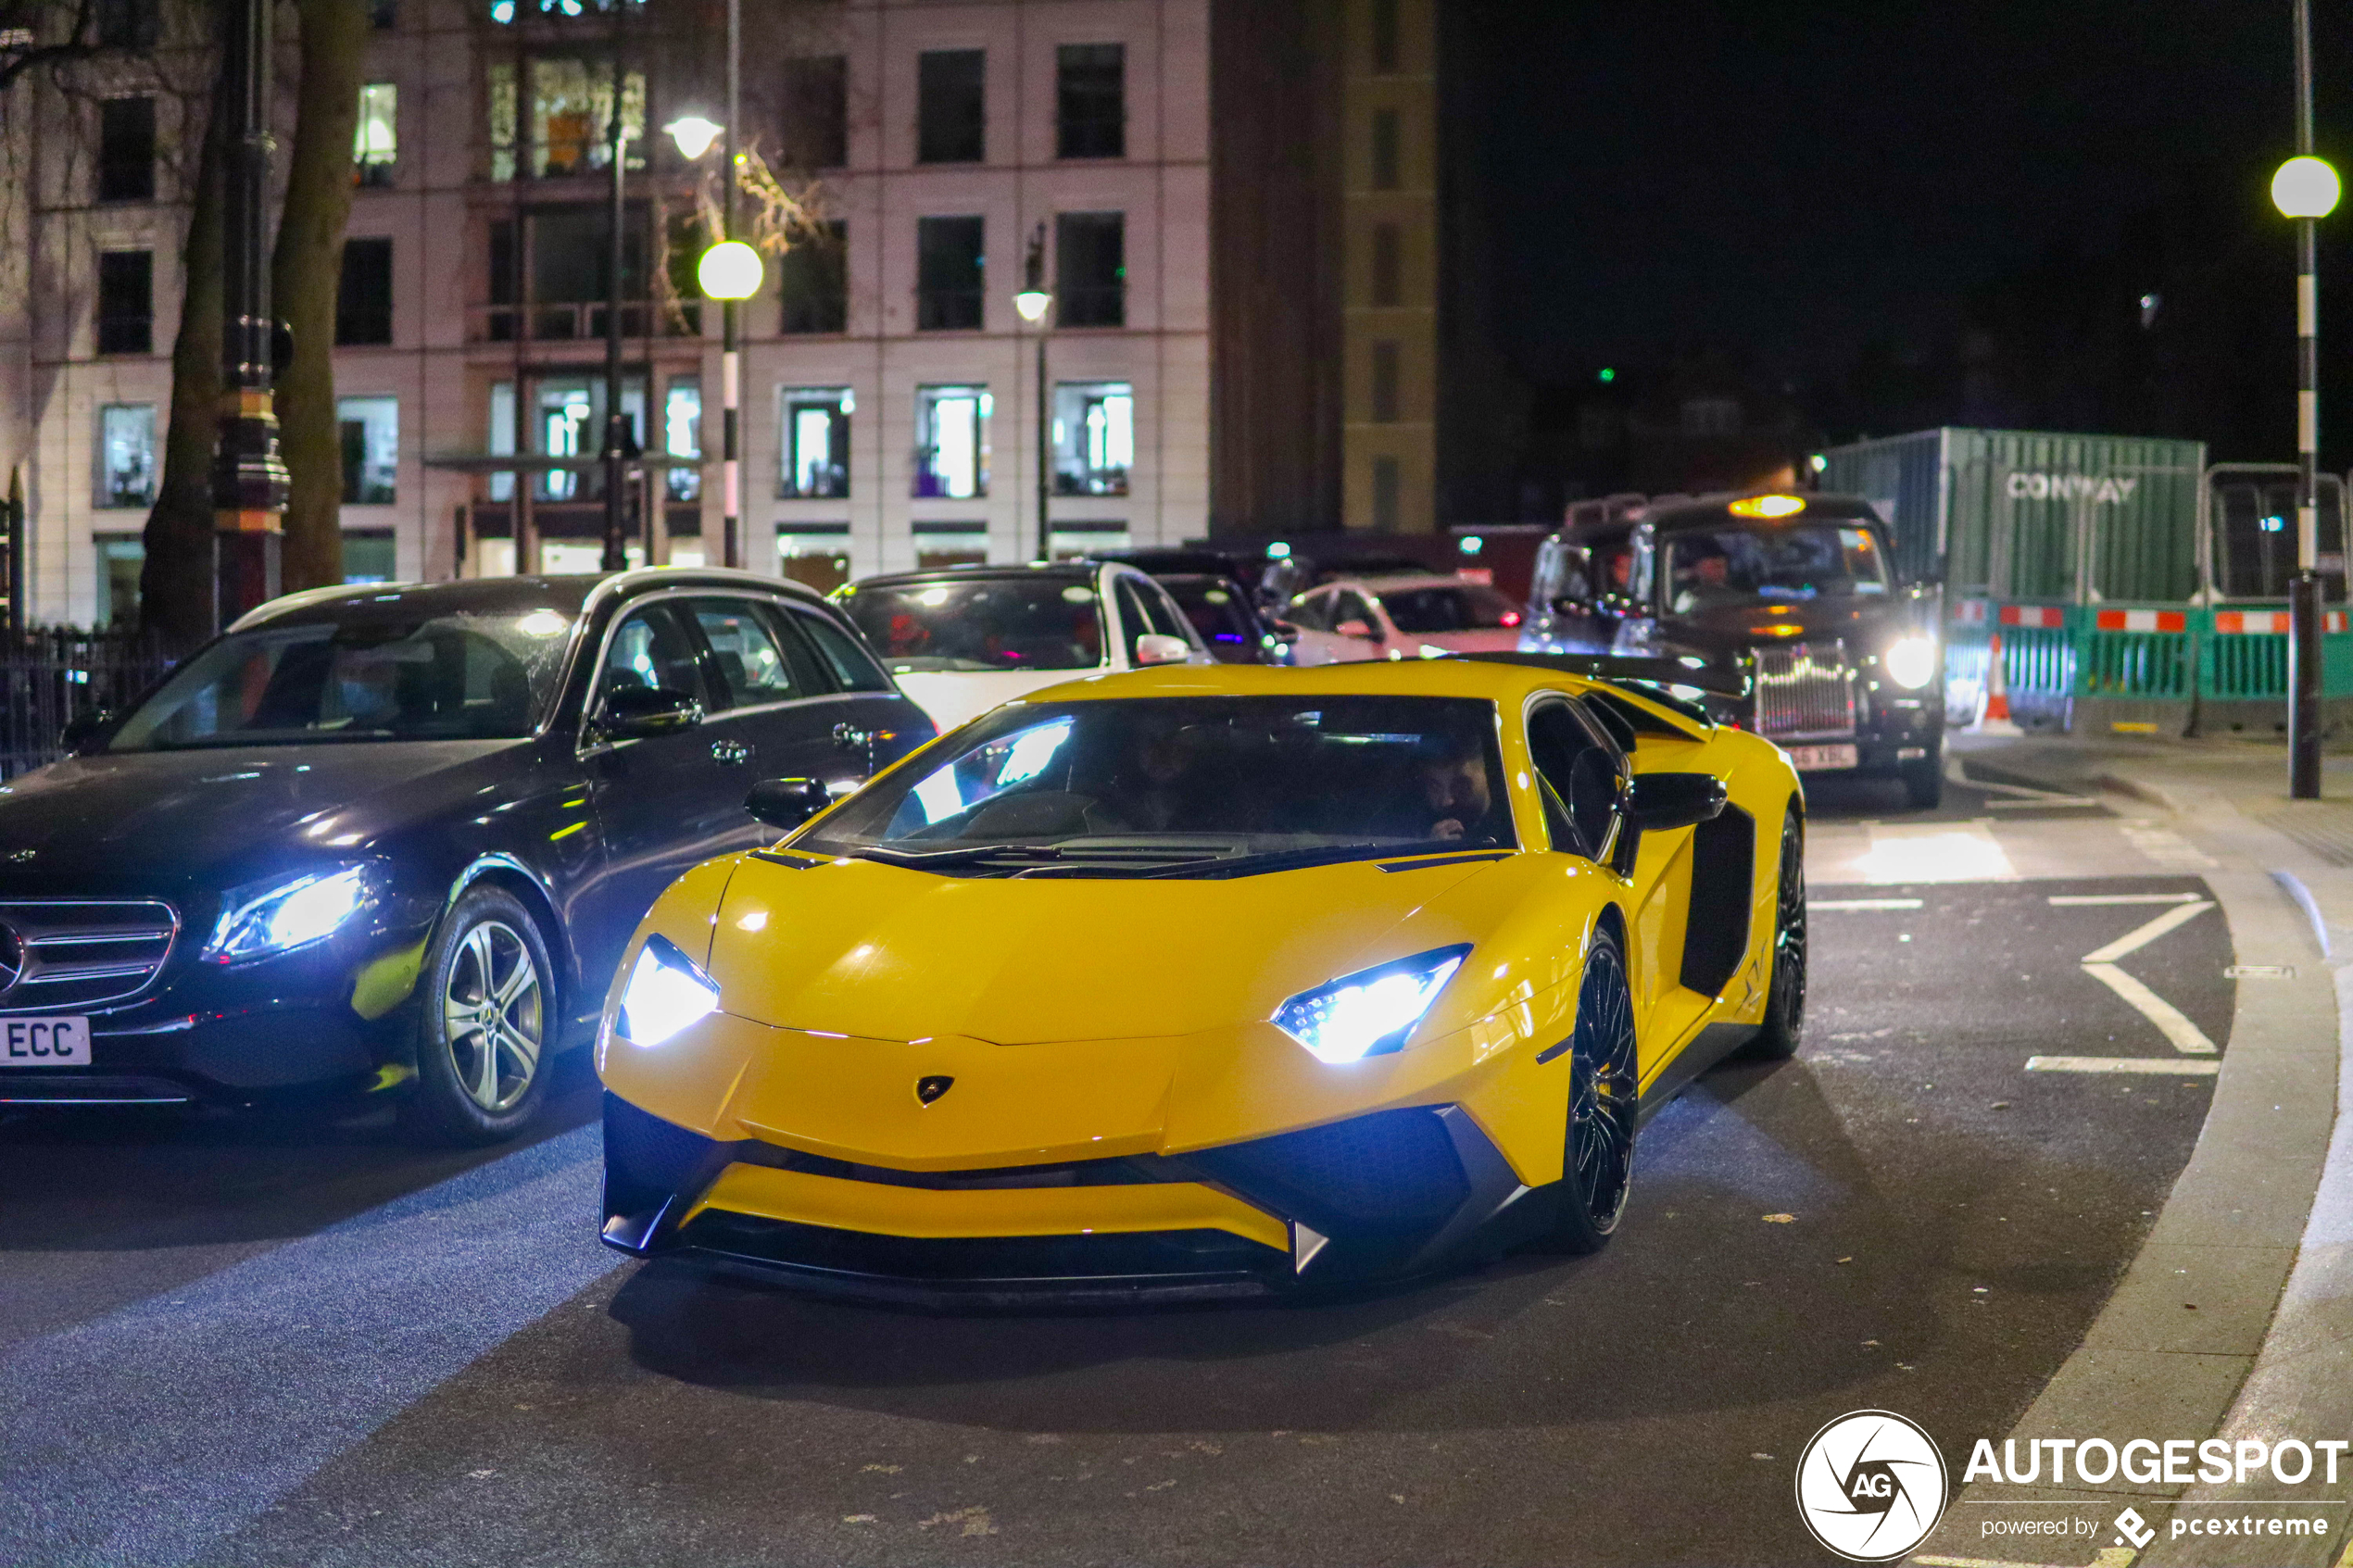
top-left (672, 107), bottom-right (760, 576)
top-left (1014, 223), bottom-right (1052, 563)
top-left (2275, 0), bottom-right (2338, 800)
top-left (600, 59), bottom-right (634, 573)
top-left (212, 0), bottom-right (288, 624)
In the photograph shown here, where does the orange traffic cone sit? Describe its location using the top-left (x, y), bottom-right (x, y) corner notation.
top-left (1972, 631), bottom-right (2021, 734)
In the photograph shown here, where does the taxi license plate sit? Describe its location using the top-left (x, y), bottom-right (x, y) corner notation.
top-left (1787, 745), bottom-right (1859, 772)
top-left (1, 1017), bottom-right (93, 1067)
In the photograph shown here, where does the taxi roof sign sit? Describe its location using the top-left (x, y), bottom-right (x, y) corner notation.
top-left (1728, 495), bottom-right (1806, 519)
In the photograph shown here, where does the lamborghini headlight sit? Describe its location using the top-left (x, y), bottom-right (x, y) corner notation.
top-left (1883, 635), bottom-right (1937, 689)
top-left (203, 866), bottom-right (369, 963)
top-left (618, 934), bottom-right (719, 1047)
top-left (1272, 944), bottom-right (1473, 1064)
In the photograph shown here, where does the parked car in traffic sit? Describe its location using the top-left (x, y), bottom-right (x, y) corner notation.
top-left (1149, 573), bottom-right (1299, 664)
top-left (1283, 573), bottom-right (1526, 665)
top-left (0, 570), bottom-right (932, 1139)
top-left (1518, 492), bottom-right (1945, 806)
top-left (833, 561), bottom-right (1215, 732)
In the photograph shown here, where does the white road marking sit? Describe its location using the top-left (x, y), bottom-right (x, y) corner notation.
top-left (2048, 892), bottom-right (2204, 906)
top-left (1982, 797), bottom-right (2104, 809)
top-left (2082, 962), bottom-right (2220, 1054)
top-left (1852, 823), bottom-right (2019, 884)
top-left (2080, 899), bottom-right (2213, 962)
top-left (2225, 964), bottom-right (2296, 979)
top-left (2120, 820), bottom-right (2219, 869)
top-left (2026, 1055), bottom-right (2221, 1075)
top-left (1810, 897), bottom-right (1925, 910)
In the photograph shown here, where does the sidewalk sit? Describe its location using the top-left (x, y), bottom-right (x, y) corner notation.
top-left (1909, 734), bottom-right (2353, 1568)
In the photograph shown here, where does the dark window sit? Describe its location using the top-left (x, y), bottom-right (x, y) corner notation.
top-left (1371, 0), bottom-right (1398, 70)
top-left (97, 97), bottom-right (154, 201)
top-left (94, 0), bottom-right (158, 49)
top-left (1528, 701), bottom-right (1621, 859)
top-left (369, 0), bottom-right (397, 29)
top-left (1371, 108), bottom-right (1400, 190)
top-left (685, 597), bottom-right (816, 708)
top-left (1056, 43), bottom-right (1124, 159)
top-left (336, 236), bottom-right (394, 345)
top-left (1372, 456), bottom-right (1400, 532)
top-left (1371, 340), bottom-right (1400, 422)
top-left (1056, 211), bottom-right (1124, 328)
top-left (780, 55), bottom-right (849, 168)
top-left (95, 250), bottom-right (152, 355)
top-left (915, 215), bottom-right (984, 331)
top-left (788, 608), bottom-right (895, 692)
top-left (486, 219), bottom-right (518, 341)
top-left (1371, 221), bottom-right (1401, 307)
top-left (777, 220), bottom-right (848, 333)
top-left (916, 49), bottom-right (986, 164)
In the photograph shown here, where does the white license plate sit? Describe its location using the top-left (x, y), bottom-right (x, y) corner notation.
top-left (0, 1017), bottom-right (92, 1067)
top-left (1788, 744), bottom-right (1860, 771)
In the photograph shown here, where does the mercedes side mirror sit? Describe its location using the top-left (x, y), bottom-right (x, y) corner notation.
top-left (58, 709), bottom-right (113, 755)
top-left (595, 684), bottom-right (703, 741)
top-left (1135, 633), bottom-right (1193, 666)
top-left (1266, 619), bottom-right (1302, 644)
top-left (1624, 771), bottom-right (1727, 832)
top-left (745, 777), bottom-right (832, 830)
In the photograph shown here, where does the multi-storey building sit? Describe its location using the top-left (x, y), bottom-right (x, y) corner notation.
top-left (0, 0), bottom-right (1460, 624)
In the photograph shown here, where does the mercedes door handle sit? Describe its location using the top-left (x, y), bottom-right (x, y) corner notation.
top-left (711, 738), bottom-right (753, 766)
top-left (833, 722), bottom-right (878, 750)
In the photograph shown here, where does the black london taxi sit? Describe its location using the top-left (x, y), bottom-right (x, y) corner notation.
top-left (0, 570), bottom-right (932, 1140)
top-left (1518, 493), bottom-right (1946, 807)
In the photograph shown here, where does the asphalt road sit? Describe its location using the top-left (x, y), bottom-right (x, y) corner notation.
top-left (0, 761), bottom-right (2237, 1568)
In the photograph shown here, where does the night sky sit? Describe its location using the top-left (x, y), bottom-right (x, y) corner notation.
top-left (1466, 0), bottom-right (2350, 407)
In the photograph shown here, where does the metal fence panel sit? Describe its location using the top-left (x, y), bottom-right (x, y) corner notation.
top-left (0, 629), bottom-right (175, 781)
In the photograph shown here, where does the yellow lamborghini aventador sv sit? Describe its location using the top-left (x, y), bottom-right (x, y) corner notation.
top-left (596, 656), bottom-right (1805, 1305)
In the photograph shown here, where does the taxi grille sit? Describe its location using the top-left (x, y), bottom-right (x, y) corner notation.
top-left (1753, 643), bottom-right (1856, 741)
top-left (0, 898), bottom-right (179, 1013)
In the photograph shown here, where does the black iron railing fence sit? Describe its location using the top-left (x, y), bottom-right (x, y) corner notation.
top-left (1, 628), bottom-right (175, 781)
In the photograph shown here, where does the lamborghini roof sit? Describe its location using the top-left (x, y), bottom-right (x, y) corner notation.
top-left (1011, 655), bottom-right (1659, 709)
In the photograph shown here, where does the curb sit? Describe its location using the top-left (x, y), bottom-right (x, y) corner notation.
top-left (1910, 763), bottom-right (2348, 1567)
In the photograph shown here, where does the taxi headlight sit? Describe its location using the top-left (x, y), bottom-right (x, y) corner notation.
top-left (619, 935), bottom-right (720, 1047)
top-left (1884, 635), bottom-right (1938, 689)
top-left (203, 866), bottom-right (369, 963)
top-left (1272, 945), bottom-right (1472, 1064)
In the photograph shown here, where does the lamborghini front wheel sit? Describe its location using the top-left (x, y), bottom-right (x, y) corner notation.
top-left (1548, 922), bottom-right (1638, 1255)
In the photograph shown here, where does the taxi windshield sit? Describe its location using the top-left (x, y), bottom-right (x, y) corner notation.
top-left (798, 695), bottom-right (1514, 876)
top-left (837, 577), bottom-right (1105, 673)
top-left (1666, 524), bottom-right (1890, 611)
top-left (107, 606), bottom-right (576, 750)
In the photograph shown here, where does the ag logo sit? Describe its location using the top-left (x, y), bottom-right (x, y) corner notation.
top-left (914, 1074), bottom-right (954, 1106)
top-left (1794, 1410), bottom-right (1948, 1562)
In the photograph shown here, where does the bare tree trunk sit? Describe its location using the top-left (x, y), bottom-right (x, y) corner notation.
top-left (271, 0), bottom-right (365, 594)
top-left (138, 4), bottom-right (229, 654)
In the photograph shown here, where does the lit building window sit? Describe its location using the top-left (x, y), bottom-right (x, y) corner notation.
top-left (914, 385), bottom-right (990, 499)
top-left (96, 404), bottom-right (156, 508)
top-left (355, 82), bottom-right (396, 185)
top-left (665, 378), bottom-right (701, 501)
top-left (779, 387), bottom-right (850, 499)
top-left (487, 58), bottom-right (644, 181)
top-left (337, 395), bottom-right (398, 505)
top-left (1053, 382), bottom-right (1131, 496)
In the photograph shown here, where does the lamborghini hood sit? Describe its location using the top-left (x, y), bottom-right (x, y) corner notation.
top-left (704, 853), bottom-right (1504, 1045)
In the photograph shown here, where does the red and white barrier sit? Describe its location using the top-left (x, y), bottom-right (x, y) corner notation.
top-left (2094, 609), bottom-right (2187, 633)
top-left (1998, 605), bottom-right (2066, 628)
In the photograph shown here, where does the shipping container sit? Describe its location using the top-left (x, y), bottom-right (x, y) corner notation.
top-left (1820, 428), bottom-right (2206, 605)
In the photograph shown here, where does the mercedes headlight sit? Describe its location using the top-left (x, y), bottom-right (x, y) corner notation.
top-left (618, 934), bottom-right (720, 1047)
top-left (1884, 635), bottom-right (1937, 689)
top-left (1272, 945), bottom-right (1472, 1063)
top-left (203, 866), bottom-right (369, 963)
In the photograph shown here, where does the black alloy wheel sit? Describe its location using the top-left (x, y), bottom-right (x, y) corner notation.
top-left (1547, 922), bottom-right (1638, 1255)
top-left (404, 884), bottom-right (555, 1146)
top-left (1744, 806), bottom-right (1807, 1060)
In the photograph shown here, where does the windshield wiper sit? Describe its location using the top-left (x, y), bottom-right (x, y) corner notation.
top-left (1146, 838), bottom-right (1497, 881)
top-left (847, 843), bottom-right (1071, 870)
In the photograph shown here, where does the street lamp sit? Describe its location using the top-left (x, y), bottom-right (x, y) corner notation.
top-left (665, 115), bottom-right (721, 162)
top-left (1015, 224), bottom-right (1052, 563)
top-left (212, 0), bottom-right (288, 625)
top-left (698, 240), bottom-right (762, 302)
top-left (2275, 0), bottom-right (2336, 800)
top-left (599, 66), bottom-right (635, 573)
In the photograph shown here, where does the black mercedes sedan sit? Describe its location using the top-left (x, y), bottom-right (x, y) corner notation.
top-left (0, 570), bottom-right (932, 1140)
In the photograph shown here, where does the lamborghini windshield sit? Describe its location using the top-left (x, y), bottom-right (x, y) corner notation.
top-left (799, 695), bottom-right (1514, 877)
top-left (1665, 524), bottom-right (1890, 611)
